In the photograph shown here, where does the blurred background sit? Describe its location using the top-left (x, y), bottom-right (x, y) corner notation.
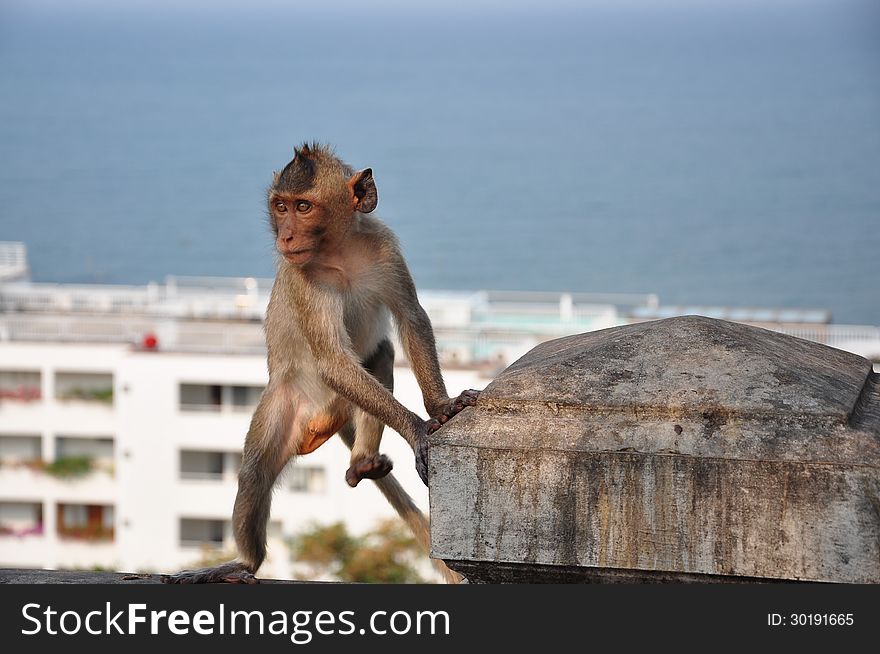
top-left (0, 0), bottom-right (878, 581)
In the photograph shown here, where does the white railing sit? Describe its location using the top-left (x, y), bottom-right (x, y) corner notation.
top-left (0, 281), bottom-right (270, 321)
top-left (178, 404), bottom-right (223, 413)
top-left (2, 311), bottom-right (879, 362)
top-left (770, 324), bottom-right (880, 350)
top-left (483, 289), bottom-right (658, 309)
top-left (1, 279), bottom-right (659, 324)
top-left (0, 282), bottom-right (154, 314)
top-left (0, 314), bottom-right (270, 353)
top-left (1, 271), bottom-right (878, 362)
top-left (179, 471), bottom-right (225, 482)
top-left (167, 275), bottom-right (273, 295)
top-left (0, 314), bottom-right (154, 343)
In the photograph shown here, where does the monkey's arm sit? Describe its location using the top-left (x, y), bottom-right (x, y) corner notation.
top-left (385, 254), bottom-right (480, 422)
top-left (383, 254), bottom-right (451, 415)
top-left (297, 288), bottom-right (427, 450)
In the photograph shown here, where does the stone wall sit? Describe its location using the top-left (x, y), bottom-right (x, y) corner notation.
top-left (428, 316), bottom-right (880, 583)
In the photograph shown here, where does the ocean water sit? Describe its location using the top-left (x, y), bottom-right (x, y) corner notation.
top-left (0, 2), bottom-right (878, 324)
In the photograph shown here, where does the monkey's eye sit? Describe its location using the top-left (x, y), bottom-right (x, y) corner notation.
top-left (274, 201), bottom-right (287, 213)
top-left (295, 201), bottom-right (312, 213)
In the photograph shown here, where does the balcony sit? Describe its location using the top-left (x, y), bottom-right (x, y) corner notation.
top-left (0, 369), bottom-right (41, 403)
top-left (57, 503), bottom-right (114, 542)
top-left (0, 434), bottom-right (41, 467)
top-left (0, 500), bottom-right (43, 539)
top-left (54, 371), bottom-right (114, 406)
top-left (0, 435), bottom-right (114, 486)
top-left (55, 436), bottom-right (114, 474)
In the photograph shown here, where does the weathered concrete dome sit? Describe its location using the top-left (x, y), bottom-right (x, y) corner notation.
top-left (428, 316), bottom-right (880, 582)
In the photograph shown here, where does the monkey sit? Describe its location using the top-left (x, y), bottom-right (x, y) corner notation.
top-left (163, 143), bottom-right (479, 584)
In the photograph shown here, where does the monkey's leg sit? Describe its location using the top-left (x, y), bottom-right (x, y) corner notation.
top-left (231, 387), bottom-right (299, 573)
top-left (163, 386), bottom-right (296, 584)
top-left (344, 339), bottom-right (395, 487)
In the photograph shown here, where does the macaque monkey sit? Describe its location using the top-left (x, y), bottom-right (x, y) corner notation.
top-left (163, 143), bottom-right (478, 584)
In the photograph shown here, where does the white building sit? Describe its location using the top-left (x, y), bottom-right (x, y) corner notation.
top-left (0, 339), bottom-right (488, 579)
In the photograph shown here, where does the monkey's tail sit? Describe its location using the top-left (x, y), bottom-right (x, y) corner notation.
top-left (371, 472), bottom-right (463, 585)
top-left (338, 427), bottom-right (461, 584)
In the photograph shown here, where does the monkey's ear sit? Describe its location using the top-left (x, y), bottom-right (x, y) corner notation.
top-left (349, 168), bottom-right (378, 213)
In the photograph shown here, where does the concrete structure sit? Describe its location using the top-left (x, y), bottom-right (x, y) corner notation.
top-left (0, 568), bottom-right (304, 584)
top-left (429, 316), bottom-right (880, 583)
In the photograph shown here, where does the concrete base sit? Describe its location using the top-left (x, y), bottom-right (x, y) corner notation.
top-left (0, 568), bottom-right (312, 584)
top-left (429, 317), bottom-right (880, 583)
top-left (446, 560), bottom-right (800, 583)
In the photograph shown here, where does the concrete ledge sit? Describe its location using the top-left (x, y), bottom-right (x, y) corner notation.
top-left (429, 316), bottom-right (880, 583)
top-left (445, 560), bottom-right (799, 584)
top-left (0, 569), bottom-right (312, 584)
top-left (0, 569), bottom-right (164, 584)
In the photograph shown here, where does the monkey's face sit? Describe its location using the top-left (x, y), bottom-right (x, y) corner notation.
top-left (269, 191), bottom-right (329, 266)
top-left (269, 145), bottom-right (378, 267)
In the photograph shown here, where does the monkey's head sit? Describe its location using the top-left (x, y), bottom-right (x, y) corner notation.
top-left (268, 143), bottom-right (378, 266)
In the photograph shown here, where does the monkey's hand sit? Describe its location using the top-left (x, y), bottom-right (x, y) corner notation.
top-left (161, 561), bottom-right (257, 584)
top-left (430, 389), bottom-right (481, 427)
top-left (415, 392), bottom-right (480, 484)
top-left (414, 418), bottom-right (443, 485)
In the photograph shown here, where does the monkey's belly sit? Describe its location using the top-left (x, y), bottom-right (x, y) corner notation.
top-left (298, 412), bottom-right (348, 455)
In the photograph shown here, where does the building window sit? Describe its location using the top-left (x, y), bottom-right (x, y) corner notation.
top-left (179, 383), bottom-right (265, 413)
top-left (180, 518), bottom-right (227, 548)
top-left (231, 385), bottom-right (263, 412)
top-left (54, 371), bottom-right (113, 404)
top-left (179, 450), bottom-right (240, 481)
top-left (0, 434), bottom-right (41, 464)
top-left (0, 370), bottom-right (41, 402)
top-left (179, 384), bottom-right (223, 412)
top-left (289, 465), bottom-right (327, 494)
top-left (0, 501), bottom-right (43, 537)
top-left (56, 503), bottom-right (114, 541)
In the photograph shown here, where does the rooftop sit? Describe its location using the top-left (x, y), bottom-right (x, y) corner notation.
top-left (1, 242), bottom-right (878, 365)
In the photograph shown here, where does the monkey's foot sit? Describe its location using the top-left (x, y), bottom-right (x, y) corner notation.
top-left (161, 561), bottom-right (258, 584)
top-left (345, 454), bottom-right (393, 487)
top-left (433, 389), bottom-right (481, 427)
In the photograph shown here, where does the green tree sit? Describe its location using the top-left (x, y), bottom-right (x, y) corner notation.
top-left (290, 519), bottom-right (427, 583)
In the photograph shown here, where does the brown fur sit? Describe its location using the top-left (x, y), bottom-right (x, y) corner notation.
top-left (163, 144), bottom-right (478, 585)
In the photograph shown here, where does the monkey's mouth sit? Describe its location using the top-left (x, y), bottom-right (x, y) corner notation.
top-left (282, 248), bottom-right (313, 262)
